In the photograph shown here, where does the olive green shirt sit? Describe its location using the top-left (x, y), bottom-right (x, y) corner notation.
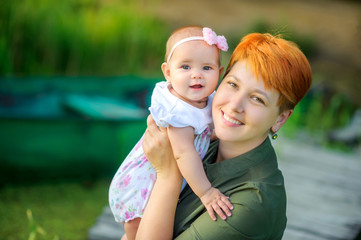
top-left (174, 137), bottom-right (287, 240)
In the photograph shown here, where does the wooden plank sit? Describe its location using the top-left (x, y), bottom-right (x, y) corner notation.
top-left (88, 207), bottom-right (125, 240)
top-left (274, 138), bottom-right (361, 240)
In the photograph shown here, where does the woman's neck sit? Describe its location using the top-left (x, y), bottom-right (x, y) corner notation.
top-left (216, 136), bottom-right (267, 162)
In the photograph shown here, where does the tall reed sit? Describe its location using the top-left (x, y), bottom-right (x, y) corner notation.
top-left (1, 0), bottom-right (169, 76)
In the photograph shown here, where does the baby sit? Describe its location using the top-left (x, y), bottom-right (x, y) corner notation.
top-left (109, 26), bottom-right (233, 240)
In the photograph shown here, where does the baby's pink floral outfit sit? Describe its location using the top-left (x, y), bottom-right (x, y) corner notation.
top-left (108, 81), bottom-right (214, 223)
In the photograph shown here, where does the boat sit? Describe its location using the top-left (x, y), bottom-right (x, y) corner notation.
top-left (0, 76), bottom-right (159, 184)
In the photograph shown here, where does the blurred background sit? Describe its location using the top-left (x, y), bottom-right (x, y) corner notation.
top-left (1, 0), bottom-right (360, 239)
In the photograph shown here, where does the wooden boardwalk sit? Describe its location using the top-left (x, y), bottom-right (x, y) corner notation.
top-left (89, 138), bottom-right (361, 240)
top-left (274, 138), bottom-right (361, 240)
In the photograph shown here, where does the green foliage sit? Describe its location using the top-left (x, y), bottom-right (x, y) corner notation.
top-left (303, 92), bottom-right (353, 132)
top-left (0, 179), bottom-right (109, 239)
top-left (0, 0), bottom-right (169, 76)
top-left (282, 86), bottom-right (356, 151)
top-left (244, 19), bottom-right (316, 58)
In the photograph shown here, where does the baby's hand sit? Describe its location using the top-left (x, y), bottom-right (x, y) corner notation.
top-left (200, 187), bottom-right (233, 221)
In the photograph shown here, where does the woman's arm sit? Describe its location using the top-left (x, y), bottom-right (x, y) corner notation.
top-left (136, 115), bottom-right (183, 240)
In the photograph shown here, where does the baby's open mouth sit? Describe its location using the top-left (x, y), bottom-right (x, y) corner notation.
top-left (190, 84), bottom-right (203, 89)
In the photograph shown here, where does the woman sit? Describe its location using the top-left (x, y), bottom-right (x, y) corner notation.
top-left (137, 33), bottom-right (312, 239)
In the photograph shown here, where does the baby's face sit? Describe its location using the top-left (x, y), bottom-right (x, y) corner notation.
top-left (166, 40), bottom-right (222, 107)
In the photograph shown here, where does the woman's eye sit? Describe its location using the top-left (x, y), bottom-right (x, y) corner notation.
top-left (252, 96), bottom-right (265, 104)
top-left (228, 81), bottom-right (237, 88)
top-left (181, 65), bottom-right (190, 70)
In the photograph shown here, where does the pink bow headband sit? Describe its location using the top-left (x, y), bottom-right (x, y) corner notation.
top-left (167, 27), bottom-right (228, 63)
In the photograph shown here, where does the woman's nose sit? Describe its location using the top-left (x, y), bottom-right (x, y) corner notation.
top-left (229, 94), bottom-right (245, 113)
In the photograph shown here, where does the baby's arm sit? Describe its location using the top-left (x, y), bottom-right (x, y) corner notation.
top-left (167, 126), bottom-right (233, 221)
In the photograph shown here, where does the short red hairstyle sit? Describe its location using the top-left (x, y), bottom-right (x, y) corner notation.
top-left (224, 33), bottom-right (312, 112)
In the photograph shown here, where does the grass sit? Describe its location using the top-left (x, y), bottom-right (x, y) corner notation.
top-left (0, 178), bottom-right (111, 240)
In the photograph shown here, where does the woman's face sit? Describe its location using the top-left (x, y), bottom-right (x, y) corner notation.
top-left (212, 60), bottom-right (291, 150)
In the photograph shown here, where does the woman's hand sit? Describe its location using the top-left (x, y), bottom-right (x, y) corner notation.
top-left (142, 115), bottom-right (182, 180)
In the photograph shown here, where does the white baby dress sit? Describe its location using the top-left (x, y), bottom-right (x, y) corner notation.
top-left (108, 81), bottom-right (214, 223)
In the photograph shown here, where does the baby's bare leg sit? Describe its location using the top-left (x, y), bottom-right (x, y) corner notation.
top-left (124, 218), bottom-right (141, 240)
top-left (121, 234), bottom-right (128, 240)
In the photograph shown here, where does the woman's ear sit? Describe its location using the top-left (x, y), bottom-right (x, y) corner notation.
top-left (272, 109), bottom-right (293, 132)
top-left (161, 62), bottom-right (171, 82)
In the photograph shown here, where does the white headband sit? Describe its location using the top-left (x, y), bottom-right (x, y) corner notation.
top-left (166, 27), bottom-right (228, 63)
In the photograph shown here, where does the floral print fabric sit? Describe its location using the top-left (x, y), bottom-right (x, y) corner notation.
top-left (108, 127), bottom-right (211, 223)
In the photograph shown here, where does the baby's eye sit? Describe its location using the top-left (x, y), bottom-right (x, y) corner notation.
top-left (203, 66), bottom-right (212, 70)
top-left (181, 65), bottom-right (190, 70)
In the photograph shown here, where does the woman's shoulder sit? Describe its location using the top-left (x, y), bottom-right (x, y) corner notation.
top-left (218, 181), bottom-right (286, 238)
top-left (175, 183), bottom-right (286, 240)
top-left (226, 181), bottom-right (286, 229)
top-left (228, 180), bottom-right (286, 206)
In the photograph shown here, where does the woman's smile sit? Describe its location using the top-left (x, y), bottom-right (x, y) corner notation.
top-left (222, 111), bottom-right (243, 126)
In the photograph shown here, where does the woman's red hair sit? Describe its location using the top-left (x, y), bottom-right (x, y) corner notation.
top-left (225, 33), bottom-right (312, 112)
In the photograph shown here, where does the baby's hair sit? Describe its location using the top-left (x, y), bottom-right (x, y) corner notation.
top-left (164, 25), bottom-right (204, 62)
